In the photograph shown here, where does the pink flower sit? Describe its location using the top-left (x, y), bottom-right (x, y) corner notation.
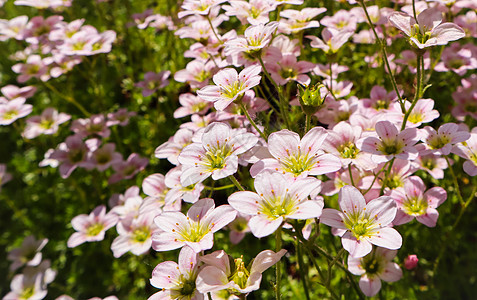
top-left (404, 254), bottom-right (418, 270)
top-left (155, 128), bottom-right (194, 166)
top-left (197, 65), bottom-right (262, 111)
top-left (70, 114), bottom-right (110, 138)
top-left (0, 98), bottom-right (32, 125)
top-left (7, 235), bottom-right (48, 271)
top-left (321, 185), bottom-right (402, 258)
top-left (322, 121), bottom-right (377, 171)
top-left (420, 123), bottom-right (470, 155)
top-left (1, 85), bottom-right (36, 100)
top-left (320, 9), bottom-right (358, 31)
top-left (278, 8), bottom-right (326, 34)
top-left (0, 15), bottom-right (29, 41)
top-left (108, 153), bottom-right (149, 184)
top-left (67, 205), bottom-right (118, 248)
top-left (348, 247), bottom-right (402, 297)
top-left (135, 71), bottom-right (171, 97)
top-left (49, 135), bottom-right (90, 178)
top-left (224, 22), bottom-right (278, 57)
top-left (267, 54), bottom-right (315, 86)
top-left (174, 93), bottom-right (212, 118)
top-left (148, 246), bottom-right (204, 300)
top-left (413, 144), bottom-right (448, 179)
top-left (12, 55), bottom-right (50, 83)
top-left (356, 120), bottom-right (419, 163)
top-left (250, 127), bottom-right (341, 178)
top-left (174, 60), bottom-right (219, 89)
top-left (164, 166), bottom-right (204, 205)
top-left (178, 122), bottom-right (258, 186)
top-left (23, 108), bottom-right (71, 139)
top-left (152, 198), bottom-right (237, 253)
top-left (178, 0), bottom-right (227, 18)
top-left (106, 108), bottom-right (136, 127)
top-left (0, 163), bottom-right (12, 191)
top-left (452, 74), bottom-right (477, 121)
top-left (84, 142), bottom-right (123, 172)
top-left (387, 99), bottom-right (440, 128)
top-left (452, 130), bottom-right (477, 176)
top-left (390, 176), bottom-right (447, 227)
top-left (228, 171), bottom-right (323, 238)
top-left (111, 211), bottom-right (159, 258)
top-left (389, 7), bottom-right (465, 49)
top-left (307, 28), bottom-right (354, 54)
top-left (196, 249), bottom-right (287, 296)
top-left (223, 0), bottom-right (277, 25)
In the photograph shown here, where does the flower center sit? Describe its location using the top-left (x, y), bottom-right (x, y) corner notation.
top-left (428, 135), bottom-right (451, 150)
top-left (403, 196), bottom-right (428, 216)
top-left (229, 257), bottom-right (250, 289)
top-left (132, 227), bottom-right (150, 243)
top-left (408, 112), bottom-right (424, 124)
top-left (86, 223), bottom-right (104, 236)
top-left (40, 119), bottom-right (55, 129)
top-left (3, 110), bottom-right (18, 120)
top-left (338, 142), bottom-right (359, 159)
top-left (280, 153), bottom-right (315, 176)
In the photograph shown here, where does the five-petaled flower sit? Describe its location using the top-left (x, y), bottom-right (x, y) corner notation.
top-left (320, 185), bottom-right (402, 258)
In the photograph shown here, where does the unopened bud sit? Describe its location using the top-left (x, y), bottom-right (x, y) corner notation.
top-left (298, 83), bottom-right (325, 115)
top-left (404, 254), bottom-right (418, 270)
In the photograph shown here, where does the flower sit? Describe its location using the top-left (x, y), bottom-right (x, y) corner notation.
top-left (135, 71), bottom-right (171, 97)
top-left (0, 98), bottom-right (33, 125)
top-left (23, 108), bottom-right (71, 139)
top-left (111, 211), bottom-right (159, 258)
top-left (306, 28), bottom-right (354, 54)
top-left (348, 247), bottom-right (402, 297)
top-left (320, 185), bottom-right (402, 257)
top-left (452, 129), bottom-right (477, 176)
top-left (420, 123), bottom-right (470, 155)
top-left (228, 171), bottom-right (323, 238)
top-left (197, 65), bottom-right (262, 111)
top-left (148, 246), bottom-right (204, 300)
top-left (196, 249), bottom-right (287, 296)
top-left (224, 22), bottom-right (278, 57)
top-left (178, 122), bottom-right (258, 186)
top-left (390, 176), bottom-right (447, 227)
top-left (152, 198), bottom-right (237, 253)
top-left (389, 7), bottom-right (465, 49)
top-left (250, 127), bottom-right (341, 178)
top-left (7, 235), bottom-right (48, 272)
top-left (67, 205), bottom-right (118, 248)
top-left (0, 163), bottom-right (12, 192)
top-left (356, 120), bottom-right (419, 163)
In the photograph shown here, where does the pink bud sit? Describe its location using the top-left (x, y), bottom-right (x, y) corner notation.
top-left (404, 254), bottom-right (419, 270)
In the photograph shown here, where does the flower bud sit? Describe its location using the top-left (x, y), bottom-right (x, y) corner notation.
top-left (404, 254), bottom-right (418, 270)
top-left (297, 83), bottom-right (325, 115)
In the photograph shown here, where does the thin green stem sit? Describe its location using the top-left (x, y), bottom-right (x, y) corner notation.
top-left (228, 175), bottom-right (245, 191)
top-left (203, 184), bottom-right (235, 191)
top-left (379, 158), bottom-right (395, 195)
top-left (206, 14), bottom-right (222, 44)
top-left (240, 102), bottom-right (267, 140)
top-left (348, 165), bottom-right (356, 187)
top-left (275, 226), bottom-right (283, 300)
top-left (359, 0), bottom-right (405, 113)
top-left (401, 53), bottom-right (424, 130)
top-left (43, 82), bottom-right (90, 117)
top-left (444, 156), bottom-right (465, 205)
top-left (305, 113), bottom-right (312, 134)
top-left (296, 239), bottom-right (311, 300)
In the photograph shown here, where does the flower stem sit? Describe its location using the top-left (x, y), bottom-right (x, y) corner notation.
top-left (203, 184), bottom-right (235, 191)
top-left (401, 53), bottom-right (424, 130)
top-left (379, 158), bottom-right (395, 195)
top-left (239, 102), bottom-right (267, 140)
top-left (43, 81), bottom-right (90, 117)
top-left (228, 175), bottom-right (245, 191)
top-left (359, 0), bottom-right (405, 113)
top-left (444, 156), bottom-right (465, 205)
top-left (206, 14), bottom-right (222, 44)
top-left (275, 226), bottom-right (282, 300)
top-left (296, 239), bottom-right (311, 300)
